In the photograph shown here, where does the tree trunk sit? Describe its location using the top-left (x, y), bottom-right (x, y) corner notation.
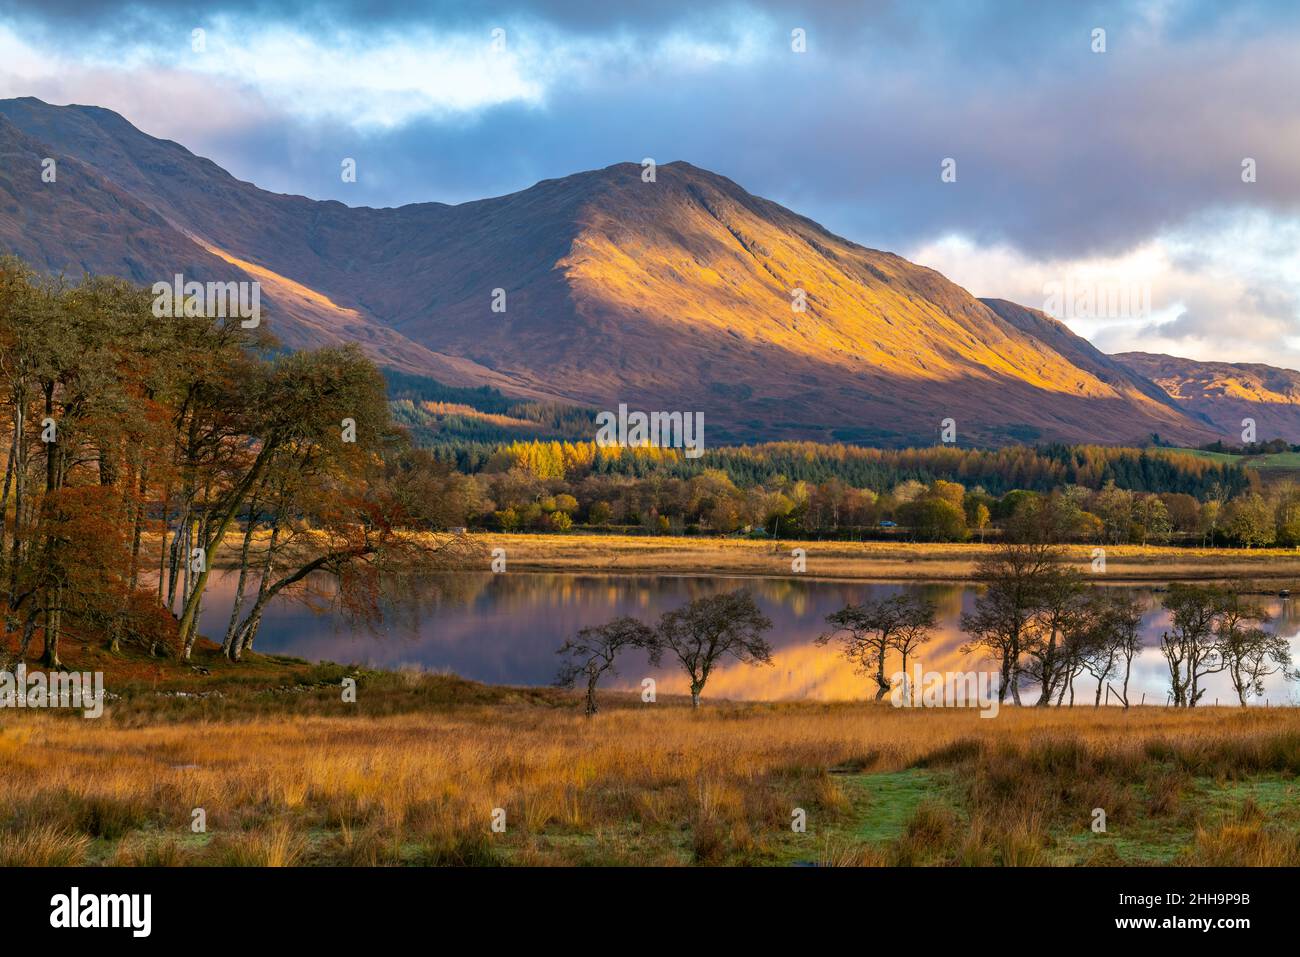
top-left (229, 609), bottom-right (264, 662)
top-left (0, 396), bottom-right (17, 566)
top-left (8, 397), bottom-right (25, 604)
top-left (221, 508), bottom-right (258, 655)
top-left (1036, 630), bottom-right (1058, 707)
top-left (157, 483), bottom-right (171, 602)
top-left (39, 384), bottom-right (62, 669)
top-left (41, 590), bottom-right (61, 668)
top-left (177, 446), bottom-right (275, 655)
top-left (18, 606), bottom-right (38, 659)
top-left (127, 463), bottom-right (149, 592)
top-left (229, 522), bottom-right (279, 661)
top-left (166, 502), bottom-right (188, 610)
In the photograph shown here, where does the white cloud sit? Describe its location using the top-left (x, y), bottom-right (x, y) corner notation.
top-left (3, 8), bottom-right (1298, 371)
top-left (907, 209), bottom-right (1300, 370)
top-left (0, 15), bottom-right (773, 131)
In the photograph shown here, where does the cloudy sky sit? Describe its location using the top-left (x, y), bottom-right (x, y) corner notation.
top-left (1, 0), bottom-right (1297, 367)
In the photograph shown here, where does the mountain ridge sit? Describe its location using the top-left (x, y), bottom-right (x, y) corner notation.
top-left (1112, 352), bottom-right (1300, 444)
top-left (0, 96), bottom-right (1265, 447)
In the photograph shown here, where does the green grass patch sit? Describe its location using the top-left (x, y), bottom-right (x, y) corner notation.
top-left (839, 769), bottom-right (954, 844)
top-left (1166, 447), bottom-right (1300, 470)
top-left (1056, 773), bottom-right (1300, 865)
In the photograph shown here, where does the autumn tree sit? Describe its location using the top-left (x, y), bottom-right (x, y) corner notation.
top-left (1094, 481), bottom-right (1134, 545)
top-left (1, 263), bottom-right (478, 670)
top-left (556, 616), bottom-right (657, 716)
top-left (1225, 493), bottom-right (1275, 548)
top-left (1082, 590), bottom-right (1146, 707)
top-left (221, 347), bottom-right (479, 661)
top-left (960, 540), bottom-right (1062, 704)
top-left (1020, 565), bottom-right (1089, 706)
top-left (654, 590), bottom-right (773, 708)
top-left (1217, 592), bottom-right (1295, 705)
top-left (1159, 584), bottom-right (1228, 707)
top-left (818, 593), bottom-right (936, 701)
top-left (1, 264), bottom-right (188, 664)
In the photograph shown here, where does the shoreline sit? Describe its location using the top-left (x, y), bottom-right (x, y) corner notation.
top-left (460, 533), bottom-right (1300, 586)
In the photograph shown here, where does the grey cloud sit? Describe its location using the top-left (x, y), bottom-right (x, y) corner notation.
top-left (4, 0), bottom-right (1299, 262)
top-left (9, 0), bottom-right (1299, 58)
top-left (186, 33), bottom-right (1300, 263)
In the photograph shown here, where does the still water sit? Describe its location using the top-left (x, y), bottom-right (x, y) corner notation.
top-left (197, 572), bottom-right (1300, 705)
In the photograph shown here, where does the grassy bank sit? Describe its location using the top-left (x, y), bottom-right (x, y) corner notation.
top-left (190, 529), bottom-right (1300, 583)
top-left (3, 646), bottom-right (1300, 866)
top-left (463, 533), bottom-right (1300, 584)
top-left (1168, 446), bottom-right (1300, 485)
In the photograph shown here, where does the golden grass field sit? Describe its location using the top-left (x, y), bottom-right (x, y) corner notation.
top-left (6, 534), bottom-right (1298, 867)
top-left (194, 528), bottom-right (1300, 584)
top-left (3, 661), bottom-right (1300, 867)
top-left (465, 533), bottom-right (1300, 584)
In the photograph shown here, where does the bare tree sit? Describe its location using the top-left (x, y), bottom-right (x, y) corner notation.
top-left (1021, 566), bottom-right (1089, 707)
top-left (818, 593), bottom-right (936, 702)
top-left (1218, 593), bottom-right (1296, 705)
top-left (655, 590), bottom-right (773, 708)
top-left (1159, 583), bottom-right (1228, 707)
top-left (890, 597), bottom-right (939, 705)
top-left (556, 616), bottom-right (657, 716)
top-left (960, 540), bottom-right (1062, 705)
top-left (1081, 590), bottom-right (1146, 707)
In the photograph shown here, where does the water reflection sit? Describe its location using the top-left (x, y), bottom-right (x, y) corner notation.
top-left (197, 572), bottom-right (1300, 705)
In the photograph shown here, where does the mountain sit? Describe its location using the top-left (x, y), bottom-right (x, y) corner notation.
top-left (978, 299), bottom-right (1202, 418)
top-left (0, 106), bottom-right (532, 393)
top-left (0, 96), bottom-right (1222, 447)
top-left (1112, 352), bottom-right (1300, 444)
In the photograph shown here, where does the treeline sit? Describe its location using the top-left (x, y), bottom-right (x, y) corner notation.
top-left (960, 540), bottom-right (1294, 707)
top-left (412, 446), bottom-right (1293, 547)
top-left (1199, 438), bottom-right (1300, 455)
top-left (0, 260), bottom-right (464, 667)
top-left (428, 438), bottom-right (1253, 498)
top-left (384, 370), bottom-right (596, 445)
top-left (563, 542), bottom-right (1297, 712)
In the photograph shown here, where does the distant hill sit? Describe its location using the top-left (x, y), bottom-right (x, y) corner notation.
top-left (1112, 352), bottom-right (1300, 443)
top-left (0, 96), bottom-right (1227, 447)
